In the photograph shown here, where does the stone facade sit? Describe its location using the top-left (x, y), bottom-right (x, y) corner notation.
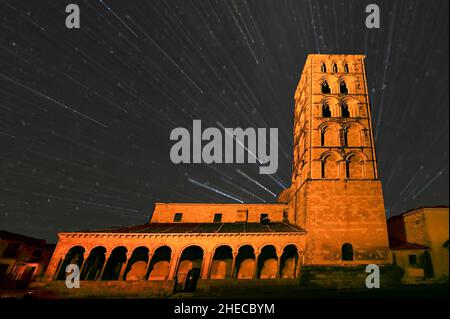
top-left (42, 54), bottom-right (394, 296)
top-left (288, 54), bottom-right (390, 265)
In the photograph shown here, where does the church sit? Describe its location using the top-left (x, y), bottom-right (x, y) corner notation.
top-left (41, 54), bottom-right (393, 297)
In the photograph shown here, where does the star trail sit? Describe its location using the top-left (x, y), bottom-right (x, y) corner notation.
top-left (0, 0), bottom-right (448, 242)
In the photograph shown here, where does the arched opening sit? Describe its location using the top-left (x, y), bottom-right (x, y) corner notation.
top-left (125, 246), bottom-right (149, 281)
top-left (345, 127), bottom-right (361, 147)
top-left (332, 63), bottom-right (338, 73)
top-left (322, 103), bottom-right (331, 117)
top-left (81, 246), bottom-right (106, 281)
top-left (148, 246), bottom-right (171, 280)
top-left (56, 246), bottom-right (85, 280)
top-left (321, 81), bottom-right (331, 94)
top-left (322, 154), bottom-right (339, 179)
top-left (340, 81), bottom-right (348, 94)
top-left (344, 64), bottom-right (349, 73)
top-left (176, 246), bottom-right (204, 284)
top-left (257, 245), bottom-right (278, 279)
top-left (321, 63), bottom-right (327, 73)
top-left (341, 103), bottom-right (350, 117)
top-left (341, 243), bottom-right (354, 261)
top-left (280, 245), bottom-right (299, 278)
top-left (235, 245), bottom-right (255, 279)
top-left (210, 246), bottom-right (233, 279)
top-left (346, 155), bottom-right (363, 179)
top-left (321, 126), bottom-right (337, 146)
top-left (101, 246), bottom-right (127, 281)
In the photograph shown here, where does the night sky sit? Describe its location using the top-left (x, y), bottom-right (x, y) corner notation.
top-left (0, 0), bottom-right (448, 243)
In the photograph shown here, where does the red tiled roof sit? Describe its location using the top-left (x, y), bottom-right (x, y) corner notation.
top-left (74, 222), bottom-right (305, 234)
top-left (389, 237), bottom-right (430, 250)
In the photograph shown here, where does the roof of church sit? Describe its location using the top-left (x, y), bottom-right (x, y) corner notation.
top-left (76, 222), bottom-right (305, 234)
top-left (388, 237), bottom-right (430, 250)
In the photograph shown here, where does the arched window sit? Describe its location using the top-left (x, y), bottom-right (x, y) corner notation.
top-left (344, 64), bottom-right (349, 73)
top-left (321, 154), bottom-right (338, 179)
top-left (346, 155), bottom-right (363, 179)
top-left (321, 81), bottom-right (331, 94)
top-left (322, 103), bottom-right (331, 117)
top-left (341, 243), bottom-right (353, 261)
top-left (341, 103), bottom-right (350, 117)
top-left (340, 81), bottom-right (348, 94)
top-left (321, 63), bottom-right (327, 73)
top-left (332, 63), bottom-right (338, 73)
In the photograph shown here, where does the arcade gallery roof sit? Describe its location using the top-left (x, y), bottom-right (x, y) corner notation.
top-left (75, 222), bottom-right (305, 234)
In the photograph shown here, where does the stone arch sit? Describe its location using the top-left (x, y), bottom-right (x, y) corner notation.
top-left (81, 246), bottom-right (107, 281)
top-left (341, 97), bottom-right (360, 117)
top-left (338, 75), bottom-right (357, 94)
top-left (346, 154), bottom-right (364, 179)
top-left (257, 245), bottom-right (278, 279)
top-left (343, 123), bottom-right (363, 147)
top-left (339, 80), bottom-right (348, 94)
top-left (148, 246), bottom-right (171, 280)
top-left (342, 243), bottom-right (354, 261)
top-left (321, 80), bottom-right (331, 94)
top-left (235, 245), bottom-right (256, 279)
top-left (319, 122), bottom-right (340, 146)
top-left (210, 245), bottom-right (233, 279)
top-left (176, 245), bottom-right (204, 282)
top-left (280, 244), bottom-right (299, 278)
top-left (101, 246), bottom-right (127, 281)
top-left (318, 75), bottom-right (339, 94)
top-left (125, 246), bottom-right (149, 281)
top-left (321, 151), bottom-right (340, 179)
top-left (56, 245), bottom-right (85, 280)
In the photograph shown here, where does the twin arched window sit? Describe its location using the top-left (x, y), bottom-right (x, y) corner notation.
top-left (322, 104), bottom-right (331, 117)
top-left (321, 80), bottom-right (349, 94)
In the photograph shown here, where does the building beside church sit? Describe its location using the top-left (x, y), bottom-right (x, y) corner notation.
top-left (41, 54), bottom-right (394, 297)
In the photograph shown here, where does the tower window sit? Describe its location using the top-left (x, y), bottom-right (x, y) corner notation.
top-left (321, 63), bottom-right (327, 73)
top-left (344, 63), bottom-right (349, 73)
top-left (260, 213), bottom-right (269, 223)
top-left (332, 63), bottom-right (338, 73)
top-left (346, 155), bottom-right (363, 179)
top-left (341, 243), bottom-right (353, 261)
top-left (408, 255), bottom-right (418, 265)
top-left (341, 103), bottom-right (350, 117)
top-left (321, 81), bottom-right (331, 94)
top-left (340, 81), bottom-right (348, 94)
top-left (321, 154), bottom-right (338, 179)
top-left (173, 213), bottom-right (183, 222)
top-left (322, 104), bottom-right (331, 117)
top-left (213, 213), bottom-right (222, 223)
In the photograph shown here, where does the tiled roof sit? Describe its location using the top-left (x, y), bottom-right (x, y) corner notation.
top-left (0, 230), bottom-right (51, 248)
top-left (389, 237), bottom-right (430, 250)
top-left (75, 222), bottom-right (305, 234)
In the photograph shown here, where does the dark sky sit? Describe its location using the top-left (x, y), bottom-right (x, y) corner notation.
top-left (0, 0), bottom-right (448, 243)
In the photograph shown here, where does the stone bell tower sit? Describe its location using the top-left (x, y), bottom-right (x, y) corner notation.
top-left (288, 54), bottom-right (390, 265)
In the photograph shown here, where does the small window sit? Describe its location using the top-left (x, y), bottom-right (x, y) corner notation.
top-left (321, 63), bottom-right (327, 73)
top-left (260, 213), bottom-right (269, 223)
top-left (408, 255), bottom-right (418, 265)
top-left (283, 210), bottom-right (288, 222)
top-left (321, 81), bottom-right (331, 94)
top-left (322, 104), bottom-right (331, 117)
top-left (344, 64), bottom-right (349, 73)
top-left (332, 63), bottom-right (338, 73)
top-left (340, 81), bottom-right (348, 94)
top-left (341, 103), bottom-right (350, 117)
top-left (341, 243), bottom-right (354, 261)
top-left (173, 213), bottom-right (183, 222)
top-left (213, 213), bottom-right (222, 223)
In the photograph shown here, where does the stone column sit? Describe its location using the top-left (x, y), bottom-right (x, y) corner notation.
top-left (47, 252), bottom-right (65, 281)
top-left (79, 251), bottom-right (91, 279)
top-left (98, 252), bottom-right (111, 280)
top-left (201, 252), bottom-right (213, 280)
top-left (145, 253), bottom-right (153, 280)
top-left (295, 253), bottom-right (303, 278)
top-left (118, 252), bottom-right (132, 281)
top-left (276, 249), bottom-right (282, 279)
top-left (168, 251), bottom-right (179, 280)
top-left (230, 252), bottom-right (238, 279)
top-left (252, 251), bottom-right (260, 280)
